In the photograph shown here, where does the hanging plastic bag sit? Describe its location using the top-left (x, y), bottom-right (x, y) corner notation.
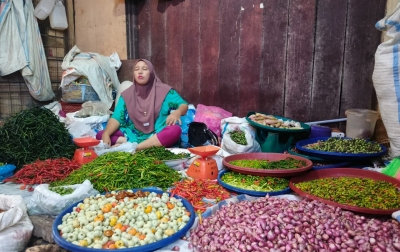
top-left (220, 117), bottom-right (261, 154)
top-left (27, 180), bottom-right (99, 216)
top-left (49, 0), bottom-right (68, 30)
top-left (194, 104), bottom-right (232, 137)
top-left (0, 195), bottom-right (33, 252)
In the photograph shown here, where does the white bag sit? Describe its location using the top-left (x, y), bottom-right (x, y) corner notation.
top-left (34, 0), bottom-right (56, 20)
top-left (94, 141), bottom-right (138, 156)
top-left (67, 121), bottom-right (96, 138)
top-left (0, 195), bottom-right (33, 252)
top-left (27, 180), bottom-right (99, 216)
top-left (49, 0), bottom-right (68, 30)
top-left (373, 3), bottom-right (400, 157)
top-left (220, 117), bottom-right (261, 154)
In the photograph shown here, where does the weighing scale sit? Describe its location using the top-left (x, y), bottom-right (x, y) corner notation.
top-left (186, 146), bottom-right (220, 180)
top-left (73, 137), bottom-right (100, 165)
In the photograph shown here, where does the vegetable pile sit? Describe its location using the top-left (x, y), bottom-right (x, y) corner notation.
top-left (304, 137), bottom-right (382, 154)
top-left (49, 186), bottom-right (75, 195)
top-left (230, 158), bottom-right (306, 170)
top-left (4, 158), bottom-right (80, 186)
top-left (189, 196), bottom-right (400, 252)
top-left (295, 177), bottom-right (400, 210)
top-left (0, 107), bottom-right (77, 168)
top-left (170, 179), bottom-right (231, 213)
top-left (50, 152), bottom-right (182, 192)
top-left (248, 113), bottom-right (303, 129)
top-left (229, 129), bottom-right (247, 145)
top-left (137, 146), bottom-right (191, 160)
top-left (221, 172), bottom-right (289, 192)
top-left (57, 190), bottom-right (191, 249)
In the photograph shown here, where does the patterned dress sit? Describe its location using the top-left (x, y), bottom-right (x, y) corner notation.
top-left (112, 89), bottom-right (187, 143)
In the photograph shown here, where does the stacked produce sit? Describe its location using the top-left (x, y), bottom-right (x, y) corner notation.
top-left (304, 137), bottom-right (382, 154)
top-left (50, 152), bottom-right (182, 192)
top-left (295, 177), bottom-right (400, 210)
top-left (230, 158), bottom-right (306, 170)
top-left (4, 158), bottom-right (80, 188)
top-left (57, 190), bottom-right (192, 249)
top-left (229, 129), bottom-right (247, 146)
top-left (169, 179), bottom-right (231, 213)
top-left (220, 172), bottom-right (289, 192)
top-left (248, 113), bottom-right (303, 129)
top-left (137, 146), bottom-right (190, 160)
top-left (189, 196), bottom-right (400, 252)
top-left (0, 107), bottom-right (76, 168)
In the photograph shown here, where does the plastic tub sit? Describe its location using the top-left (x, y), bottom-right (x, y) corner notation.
top-left (34, 0), bottom-right (56, 20)
top-left (309, 125), bottom-right (332, 138)
top-left (345, 109), bottom-right (378, 140)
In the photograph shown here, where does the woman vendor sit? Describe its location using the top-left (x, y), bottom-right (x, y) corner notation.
top-left (96, 59), bottom-right (188, 151)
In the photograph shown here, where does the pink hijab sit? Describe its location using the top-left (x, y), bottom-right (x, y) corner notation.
top-left (121, 59), bottom-right (171, 133)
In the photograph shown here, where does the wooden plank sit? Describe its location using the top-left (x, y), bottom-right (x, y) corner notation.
top-left (217, 0), bottom-right (241, 115)
top-left (238, 1), bottom-right (263, 117)
top-left (260, 0), bottom-right (289, 117)
top-left (66, 0), bottom-right (75, 49)
top-left (199, 1), bottom-right (220, 106)
top-left (284, 0), bottom-right (317, 122)
top-left (165, 1), bottom-right (183, 93)
top-left (137, 0), bottom-right (151, 60)
top-left (182, 0), bottom-right (201, 105)
top-left (340, 0), bottom-right (386, 116)
top-left (150, 0), bottom-right (167, 82)
top-left (310, 0), bottom-right (347, 121)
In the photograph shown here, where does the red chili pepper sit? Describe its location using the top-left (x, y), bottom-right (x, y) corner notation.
top-left (76, 207), bottom-right (81, 213)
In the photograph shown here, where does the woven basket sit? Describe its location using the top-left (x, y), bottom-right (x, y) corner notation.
top-left (60, 101), bottom-right (82, 114)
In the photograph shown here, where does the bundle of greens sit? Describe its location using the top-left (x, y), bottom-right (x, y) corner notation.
top-left (0, 107), bottom-right (76, 168)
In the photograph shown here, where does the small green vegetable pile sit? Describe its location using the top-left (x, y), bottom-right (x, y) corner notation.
top-left (137, 146), bottom-right (190, 160)
top-left (0, 162), bottom-right (4, 166)
top-left (230, 157), bottom-right (306, 170)
top-left (304, 137), bottom-right (382, 154)
top-left (50, 152), bottom-right (182, 192)
top-left (0, 107), bottom-right (76, 168)
top-left (221, 171), bottom-right (289, 192)
top-left (295, 177), bottom-right (400, 210)
top-left (229, 129), bottom-right (247, 145)
top-left (49, 186), bottom-right (75, 195)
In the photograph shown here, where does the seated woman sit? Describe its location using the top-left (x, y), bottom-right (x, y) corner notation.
top-left (96, 59), bottom-right (188, 151)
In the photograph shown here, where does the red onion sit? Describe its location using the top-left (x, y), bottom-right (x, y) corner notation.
top-left (171, 246), bottom-right (180, 251)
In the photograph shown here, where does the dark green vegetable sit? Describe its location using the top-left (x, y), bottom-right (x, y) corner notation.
top-left (50, 152), bottom-right (182, 192)
top-left (221, 171), bottom-right (289, 192)
top-left (295, 177), bottom-right (400, 210)
top-left (0, 162), bottom-right (4, 166)
top-left (230, 158), bottom-right (306, 170)
top-left (137, 146), bottom-right (190, 160)
top-left (230, 129), bottom-right (247, 145)
top-left (304, 137), bottom-right (382, 154)
top-left (0, 107), bottom-right (76, 169)
top-left (49, 186), bottom-right (75, 195)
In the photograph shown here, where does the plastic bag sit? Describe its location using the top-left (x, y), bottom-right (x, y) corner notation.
top-left (27, 180), bottom-right (99, 216)
top-left (194, 104), bottom-right (232, 137)
top-left (0, 195), bottom-right (33, 252)
top-left (67, 121), bottom-right (96, 138)
top-left (220, 117), bottom-right (261, 154)
top-left (94, 141), bottom-right (138, 156)
top-left (180, 105), bottom-right (196, 148)
top-left (49, 0), bottom-right (68, 30)
top-left (0, 164), bottom-right (16, 181)
top-left (75, 101), bottom-right (111, 117)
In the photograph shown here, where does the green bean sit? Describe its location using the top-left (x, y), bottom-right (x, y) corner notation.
top-left (221, 171), bottom-right (289, 192)
top-left (295, 177), bottom-right (400, 210)
top-left (230, 158), bottom-right (306, 170)
top-left (50, 152), bottom-right (182, 192)
top-left (230, 130), bottom-right (247, 145)
top-left (304, 137), bottom-right (382, 154)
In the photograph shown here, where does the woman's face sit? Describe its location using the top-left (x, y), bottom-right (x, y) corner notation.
top-left (134, 61), bottom-right (150, 85)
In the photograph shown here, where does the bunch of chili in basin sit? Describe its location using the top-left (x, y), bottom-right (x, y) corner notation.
top-left (170, 179), bottom-right (231, 213)
top-left (4, 158), bottom-right (80, 190)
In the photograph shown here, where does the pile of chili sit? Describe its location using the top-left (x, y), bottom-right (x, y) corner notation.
top-left (169, 179), bottom-right (231, 213)
top-left (4, 158), bottom-right (80, 187)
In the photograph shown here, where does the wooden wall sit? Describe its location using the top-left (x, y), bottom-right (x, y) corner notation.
top-left (126, 0), bottom-right (386, 122)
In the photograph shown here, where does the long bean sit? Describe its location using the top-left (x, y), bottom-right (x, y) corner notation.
top-left (50, 152), bottom-right (182, 192)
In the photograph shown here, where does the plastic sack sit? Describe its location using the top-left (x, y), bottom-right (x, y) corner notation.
top-left (373, 3), bottom-right (400, 158)
top-left (49, 0), bottom-right (68, 30)
top-left (180, 105), bottom-right (196, 148)
top-left (194, 104), bottom-right (232, 137)
top-left (220, 117), bottom-right (261, 154)
top-left (94, 141), bottom-right (138, 156)
top-left (66, 111), bottom-right (109, 125)
top-left (0, 195), bottom-right (33, 252)
top-left (67, 121), bottom-right (96, 138)
top-left (27, 180), bottom-right (99, 216)
top-left (75, 101), bottom-right (111, 117)
top-left (0, 164), bottom-right (16, 181)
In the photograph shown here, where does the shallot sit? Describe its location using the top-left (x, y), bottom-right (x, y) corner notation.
top-left (189, 196), bottom-right (400, 252)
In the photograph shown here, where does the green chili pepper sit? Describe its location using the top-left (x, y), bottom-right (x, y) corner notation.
top-left (221, 171), bottom-right (289, 192)
top-left (136, 146), bottom-right (190, 160)
top-left (304, 137), bottom-right (382, 154)
top-left (49, 186), bottom-right (75, 195)
top-left (230, 129), bottom-right (247, 145)
top-left (230, 157), bottom-right (306, 170)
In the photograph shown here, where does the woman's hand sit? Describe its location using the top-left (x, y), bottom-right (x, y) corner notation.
top-left (166, 110), bottom-right (182, 126)
top-left (102, 132), bottom-right (112, 147)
